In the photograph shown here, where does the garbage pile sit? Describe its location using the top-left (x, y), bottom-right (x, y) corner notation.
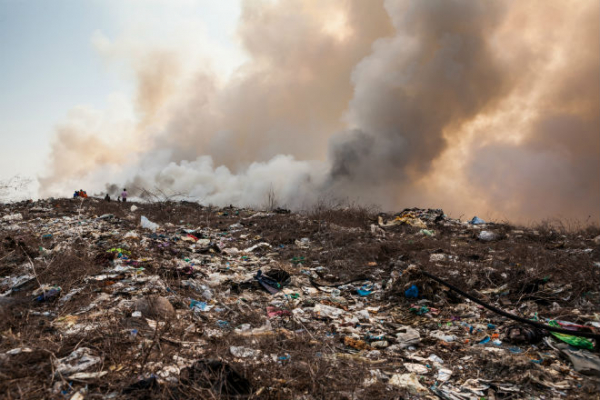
top-left (1, 198), bottom-right (599, 399)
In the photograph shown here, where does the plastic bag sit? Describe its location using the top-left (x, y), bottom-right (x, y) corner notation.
top-left (140, 216), bottom-right (159, 232)
top-left (549, 320), bottom-right (594, 350)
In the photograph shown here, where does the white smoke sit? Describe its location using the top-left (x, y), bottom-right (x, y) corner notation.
top-left (39, 0), bottom-right (599, 222)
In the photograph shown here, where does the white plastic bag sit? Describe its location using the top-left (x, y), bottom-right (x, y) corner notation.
top-left (479, 230), bottom-right (497, 241)
top-left (141, 216), bottom-right (159, 232)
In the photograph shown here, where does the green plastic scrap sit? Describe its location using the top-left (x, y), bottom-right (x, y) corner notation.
top-left (107, 248), bottom-right (131, 256)
top-left (410, 305), bottom-right (430, 315)
top-left (548, 320), bottom-right (594, 350)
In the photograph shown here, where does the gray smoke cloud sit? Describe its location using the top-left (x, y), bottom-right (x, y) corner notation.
top-left (465, 2), bottom-right (600, 221)
top-left (39, 0), bottom-right (599, 222)
top-left (328, 0), bottom-right (509, 188)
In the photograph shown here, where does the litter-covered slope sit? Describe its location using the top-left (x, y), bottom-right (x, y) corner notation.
top-left (1, 198), bottom-right (599, 399)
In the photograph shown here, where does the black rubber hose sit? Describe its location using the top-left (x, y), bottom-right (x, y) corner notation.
top-left (420, 269), bottom-right (600, 341)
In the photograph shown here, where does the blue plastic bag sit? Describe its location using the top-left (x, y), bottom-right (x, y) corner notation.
top-left (405, 284), bottom-right (419, 298)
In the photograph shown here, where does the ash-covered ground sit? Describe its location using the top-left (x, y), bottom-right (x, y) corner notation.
top-left (1, 198), bottom-right (599, 399)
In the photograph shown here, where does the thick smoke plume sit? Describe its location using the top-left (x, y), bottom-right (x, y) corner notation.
top-left (39, 0), bottom-right (599, 222)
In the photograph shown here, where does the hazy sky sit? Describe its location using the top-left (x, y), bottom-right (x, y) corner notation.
top-left (1, 0), bottom-right (597, 222)
top-left (0, 0), bottom-right (244, 190)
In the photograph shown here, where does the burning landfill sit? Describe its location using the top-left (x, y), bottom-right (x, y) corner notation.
top-left (1, 197), bottom-right (599, 399)
top-left (1, 0), bottom-right (599, 398)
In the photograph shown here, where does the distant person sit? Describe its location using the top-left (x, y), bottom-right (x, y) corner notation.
top-left (73, 190), bottom-right (79, 198)
top-left (121, 188), bottom-right (128, 203)
top-left (104, 194), bottom-right (111, 202)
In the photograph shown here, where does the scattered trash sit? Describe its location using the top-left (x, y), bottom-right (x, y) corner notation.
top-left (140, 216), bottom-right (159, 231)
top-left (404, 284), bottom-right (419, 298)
top-left (295, 238), bottom-right (310, 248)
top-left (32, 285), bottom-right (61, 302)
top-left (478, 336), bottom-right (491, 344)
top-left (243, 242), bottom-right (271, 252)
top-left (70, 371), bottom-right (108, 380)
top-left (389, 373), bottom-right (428, 394)
top-left (410, 305), bottom-right (430, 315)
top-left (547, 338), bottom-right (600, 377)
top-left (2, 213), bottom-right (23, 222)
top-left (428, 354), bottom-right (444, 364)
top-left (344, 337), bottom-right (371, 351)
top-left (378, 213), bottom-right (428, 229)
top-left (123, 231), bottom-right (139, 239)
top-left (404, 363), bottom-right (428, 374)
top-left (314, 303), bottom-right (345, 319)
top-left (396, 326), bottom-right (421, 348)
top-left (478, 230), bottom-right (497, 241)
top-left (430, 330), bottom-right (457, 342)
top-left (6, 347), bottom-right (33, 355)
top-left (429, 253), bottom-right (446, 262)
top-left (436, 368), bottom-right (453, 382)
top-left (1, 199), bottom-right (598, 398)
top-left (548, 320), bottom-right (595, 350)
top-left (357, 284), bottom-right (373, 296)
top-left (230, 346), bottom-right (261, 358)
top-left (190, 300), bottom-right (213, 312)
top-left (470, 216), bottom-right (486, 225)
top-left (54, 347), bottom-right (102, 377)
top-left (505, 324), bottom-right (545, 344)
top-left (266, 306), bottom-right (291, 318)
top-left (255, 269), bottom-right (290, 294)
top-left (107, 247), bottom-right (131, 256)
